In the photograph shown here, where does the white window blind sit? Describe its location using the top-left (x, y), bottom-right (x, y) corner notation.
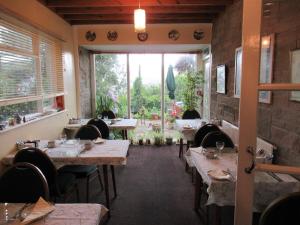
top-left (0, 18), bottom-right (64, 107)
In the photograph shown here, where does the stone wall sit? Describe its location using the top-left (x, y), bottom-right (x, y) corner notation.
top-left (211, 0), bottom-right (300, 166)
top-left (79, 47), bottom-right (93, 118)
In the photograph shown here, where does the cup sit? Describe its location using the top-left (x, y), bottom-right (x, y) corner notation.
top-left (84, 140), bottom-right (93, 150)
top-left (47, 140), bottom-right (56, 148)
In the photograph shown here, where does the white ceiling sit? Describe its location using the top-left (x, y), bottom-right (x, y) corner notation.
top-left (81, 44), bottom-right (209, 53)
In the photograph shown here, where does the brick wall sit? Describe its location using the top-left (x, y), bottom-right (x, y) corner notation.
top-left (211, 0), bottom-right (300, 166)
top-left (79, 47), bottom-right (93, 118)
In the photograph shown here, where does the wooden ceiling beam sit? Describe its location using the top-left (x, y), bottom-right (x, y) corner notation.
top-left (46, 0), bottom-right (232, 8)
top-left (55, 5), bottom-right (225, 15)
top-left (63, 13), bottom-right (216, 21)
top-left (69, 18), bottom-right (213, 25)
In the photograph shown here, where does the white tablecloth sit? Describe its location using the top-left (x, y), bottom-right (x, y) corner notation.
top-left (190, 149), bottom-right (300, 211)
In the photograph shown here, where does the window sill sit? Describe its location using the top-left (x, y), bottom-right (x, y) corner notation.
top-left (0, 110), bottom-right (67, 134)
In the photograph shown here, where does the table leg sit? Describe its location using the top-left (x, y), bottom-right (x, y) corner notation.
top-left (102, 165), bottom-right (110, 216)
top-left (125, 130), bottom-right (128, 140)
top-left (121, 130), bottom-right (125, 139)
top-left (194, 171), bottom-right (203, 211)
top-left (179, 138), bottom-right (183, 158)
top-left (110, 165), bottom-right (117, 198)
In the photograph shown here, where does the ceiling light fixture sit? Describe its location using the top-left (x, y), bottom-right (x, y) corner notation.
top-left (134, 0), bottom-right (146, 32)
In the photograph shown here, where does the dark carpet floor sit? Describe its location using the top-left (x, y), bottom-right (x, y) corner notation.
top-left (73, 144), bottom-right (202, 225)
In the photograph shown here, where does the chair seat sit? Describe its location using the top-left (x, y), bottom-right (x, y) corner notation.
top-left (56, 172), bottom-right (77, 194)
top-left (59, 165), bottom-right (97, 178)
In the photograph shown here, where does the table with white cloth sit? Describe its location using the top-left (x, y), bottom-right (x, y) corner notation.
top-left (175, 119), bottom-right (203, 158)
top-left (65, 119), bottom-right (137, 139)
top-left (189, 147), bottom-right (300, 225)
top-left (2, 140), bottom-right (130, 214)
top-left (0, 203), bottom-right (107, 225)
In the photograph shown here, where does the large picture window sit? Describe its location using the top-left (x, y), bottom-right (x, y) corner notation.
top-left (0, 18), bottom-right (64, 127)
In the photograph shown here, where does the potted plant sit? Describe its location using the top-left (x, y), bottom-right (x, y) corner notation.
top-left (153, 132), bottom-right (164, 146)
top-left (145, 132), bottom-right (151, 145)
top-left (165, 135), bottom-right (173, 145)
top-left (137, 133), bottom-right (144, 145)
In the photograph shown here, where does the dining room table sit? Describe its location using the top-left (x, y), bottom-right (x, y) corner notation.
top-left (65, 118), bottom-right (138, 140)
top-left (189, 147), bottom-right (300, 225)
top-left (2, 139), bottom-right (130, 216)
top-left (175, 119), bottom-right (204, 158)
top-left (0, 202), bottom-right (107, 225)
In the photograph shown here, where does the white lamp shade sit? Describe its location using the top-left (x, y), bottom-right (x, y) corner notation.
top-left (134, 8), bottom-right (146, 32)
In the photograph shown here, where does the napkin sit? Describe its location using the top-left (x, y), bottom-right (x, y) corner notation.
top-left (21, 197), bottom-right (55, 225)
top-left (207, 169), bottom-right (232, 181)
top-left (93, 137), bottom-right (105, 144)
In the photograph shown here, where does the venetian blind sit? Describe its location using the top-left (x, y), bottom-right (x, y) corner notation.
top-left (0, 18), bottom-right (64, 106)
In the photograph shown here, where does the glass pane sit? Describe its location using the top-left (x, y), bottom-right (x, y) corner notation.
top-left (129, 54), bottom-right (162, 143)
top-left (0, 101), bottom-right (38, 124)
top-left (0, 50), bottom-right (37, 100)
top-left (94, 54), bottom-right (128, 118)
top-left (163, 53), bottom-right (200, 140)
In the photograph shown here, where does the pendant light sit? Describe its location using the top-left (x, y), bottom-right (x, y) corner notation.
top-left (134, 0), bottom-right (146, 32)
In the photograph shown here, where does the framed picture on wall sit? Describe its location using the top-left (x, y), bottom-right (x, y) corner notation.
top-left (234, 47), bottom-right (242, 98)
top-left (216, 65), bottom-right (226, 94)
top-left (259, 34), bottom-right (275, 104)
top-left (290, 49), bottom-right (300, 101)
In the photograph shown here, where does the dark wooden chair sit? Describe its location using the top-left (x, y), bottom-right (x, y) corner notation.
top-left (59, 124), bottom-right (104, 202)
top-left (0, 162), bottom-right (49, 203)
top-left (182, 109), bottom-right (201, 119)
top-left (101, 110), bottom-right (116, 119)
top-left (13, 148), bottom-right (78, 202)
top-left (259, 192), bottom-right (300, 225)
top-left (87, 118), bottom-right (110, 139)
top-left (183, 124), bottom-right (221, 177)
top-left (75, 124), bottom-right (102, 140)
top-left (200, 130), bottom-right (234, 148)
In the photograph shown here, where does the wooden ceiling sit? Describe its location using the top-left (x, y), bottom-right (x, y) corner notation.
top-left (38, 0), bottom-right (232, 25)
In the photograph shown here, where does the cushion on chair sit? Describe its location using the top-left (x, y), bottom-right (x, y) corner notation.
top-left (56, 173), bottom-right (77, 194)
top-left (59, 165), bottom-right (97, 178)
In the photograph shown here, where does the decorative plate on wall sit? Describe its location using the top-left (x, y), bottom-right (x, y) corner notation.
top-left (193, 30), bottom-right (205, 40)
top-left (107, 31), bottom-right (118, 41)
top-left (168, 29), bottom-right (180, 41)
top-left (137, 32), bottom-right (148, 42)
top-left (85, 31), bottom-right (96, 41)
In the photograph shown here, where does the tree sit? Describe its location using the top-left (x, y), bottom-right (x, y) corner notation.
top-left (131, 65), bottom-right (145, 114)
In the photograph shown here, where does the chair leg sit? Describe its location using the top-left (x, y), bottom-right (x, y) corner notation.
top-left (97, 167), bottom-right (104, 191)
top-left (179, 138), bottom-right (183, 158)
top-left (86, 175), bottom-right (90, 203)
top-left (110, 165), bottom-right (117, 198)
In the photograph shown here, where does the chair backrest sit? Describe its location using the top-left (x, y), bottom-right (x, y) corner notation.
top-left (87, 118), bottom-right (110, 139)
top-left (13, 148), bottom-right (57, 190)
top-left (101, 110), bottom-right (116, 119)
top-left (201, 131), bottom-right (234, 148)
top-left (259, 192), bottom-right (300, 225)
top-left (75, 124), bottom-right (102, 140)
top-left (193, 124), bottom-right (220, 147)
top-left (0, 162), bottom-right (49, 202)
top-left (182, 109), bottom-right (201, 119)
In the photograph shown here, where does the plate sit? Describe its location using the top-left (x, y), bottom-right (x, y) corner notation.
top-left (207, 170), bottom-right (231, 181)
